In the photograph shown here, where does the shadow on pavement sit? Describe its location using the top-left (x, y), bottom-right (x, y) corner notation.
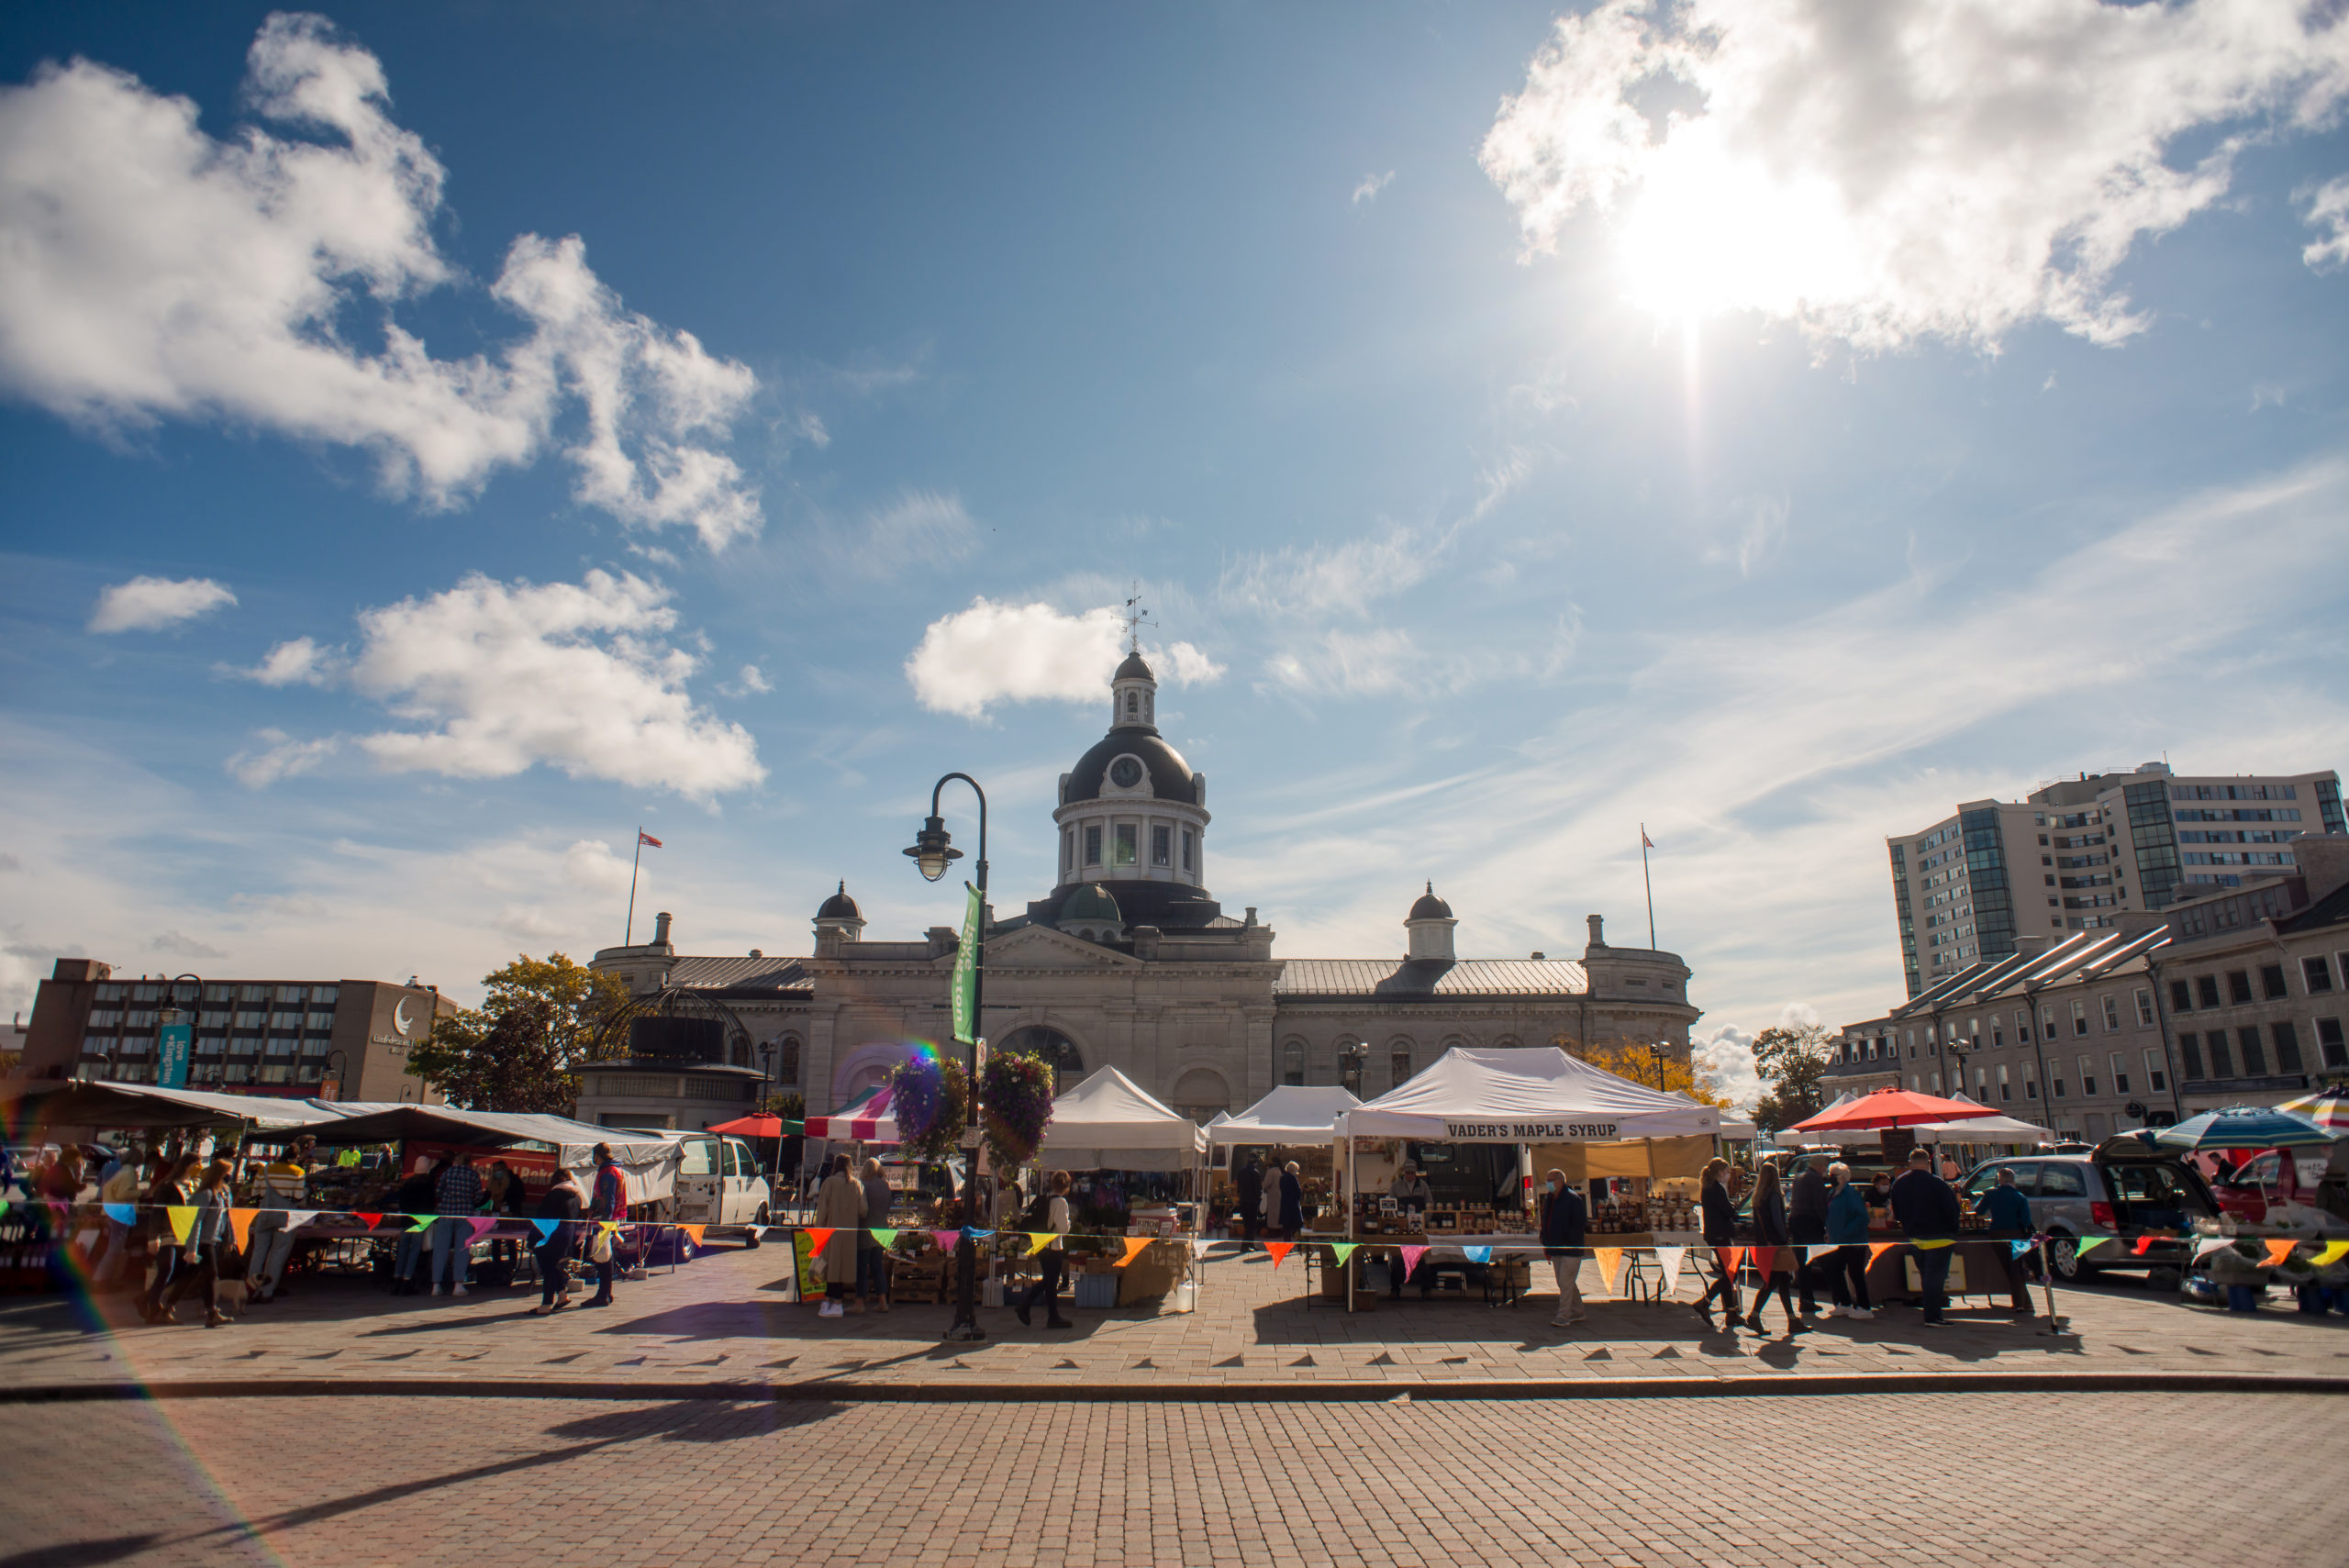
top-left (0, 1535), bottom-right (163, 1568)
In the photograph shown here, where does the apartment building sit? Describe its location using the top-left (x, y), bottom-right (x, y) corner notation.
top-left (1831, 923), bottom-right (2181, 1140)
top-left (2147, 835), bottom-right (2349, 1112)
top-left (1888, 762), bottom-right (2344, 997)
top-left (15, 958), bottom-right (453, 1103)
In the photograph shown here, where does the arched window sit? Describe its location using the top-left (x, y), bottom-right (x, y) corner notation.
top-left (1126, 691), bottom-right (1140, 719)
top-left (1281, 1040), bottom-right (1306, 1087)
top-left (1171, 1068), bottom-right (1231, 1125)
top-left (996, 1026), bottom-right (1085, 1088)
top-left (777, 1036), bottom-right (802, 1084)
top-left (1387, 1040), bottom-right (1414, 1090)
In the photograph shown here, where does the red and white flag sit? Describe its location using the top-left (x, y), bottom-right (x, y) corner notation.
top-left (1641, 828), bottom-right (1655, 850)
top-left (638, 831), bottom-right (663, 849)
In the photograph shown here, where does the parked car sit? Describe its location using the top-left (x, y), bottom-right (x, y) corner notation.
top-left (1956, 1137), bottom-right (2217, 1284)
top-left (2209, 1143), bottom-right (2349, 1229)
top-left (633, 1131), bottom-right (771, 1246)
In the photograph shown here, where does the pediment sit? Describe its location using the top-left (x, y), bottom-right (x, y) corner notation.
top-left (986, 924), bottom-right (1140, 969)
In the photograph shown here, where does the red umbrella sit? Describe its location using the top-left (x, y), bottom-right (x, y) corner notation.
top-left (1786, 1086), bottom-right (1991, 1134)
top-left (708, 1112), bottom-right (799, 1137)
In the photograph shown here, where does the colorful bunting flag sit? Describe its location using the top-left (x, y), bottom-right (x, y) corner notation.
top-left (804, 1228), bottom-right (834, 1254)
top-left (103, 1203), bottom-right (136, 1226)
top-left (1328, 1242), bottom-right (1358, 1267)
top-left (680, 1225), bottom-right (707, 1247)
top-left (284, 1209), bottom-right (319, 1232)
top-left (2009, 1240), bottom-right (2034, 1258)
top-left (164, 1207), bottom-right (196, 1244)
top-left (1397, 1244), bottom-right (1428, 1281)
top-left (930, 1229), bottom-right (963, 1254)
top-left (2263, 1239), bottom-right (2299, 1266)
top-left (407, 1214), bottom-right (436, 1232)
top-left (1866, 1243), bottom-right (1894, 1263)
top-left (531, 1219), bottom-right (560, 1242)
top-left (1117, 1237), bottom-right (1152, 1267)
top-left (228, 1207), bottom-right (258, 1253)
top-left (2131, 1236), bottom-right (2159, 1257)
top-left (965, 1228), bottom-right (995, 1240)
top-left (1025, 1232), bottom-right (1056, 1255)
top-left (2071, 1234), bottom-right (2110, 1257)
top-left (1463, 1245), bottom-right (1492, 1264)
top-left (1593, 1246), bottom-right (1624, 1295)
top-left (2312, 1240), bottom-right (2349, 1268)
top-left (1653, 1246), bottom-right (1687, 1288)
top-left (2193, 1237), bottom-right (2233, 1262)
top-left (1265, 1241), bottom-right (1295, 1268)
top-left (1803, 1244), bottom-right (1835, 1262)
top-left (1716, 1246), bottom-right (1743, 1275)
top-left (1913, 1239), bottom-right (1954, 1251)
top-left (1189, 1240), bottom-right (1216, 1260)
top-left (466, 1217), bottom-right (498, 1243)
top-left (355, 1212), bottom-right (384, 1230)
top-left (868, 1228), bottom-right (898, 1249)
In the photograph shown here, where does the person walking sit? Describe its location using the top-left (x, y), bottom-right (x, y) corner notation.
top-left (429, 1151), bottom-right (484, 1297)
top-left (93, 1150), bottom-right (146, 1289)
top-left (162, 1159), bottom-right (236, 1329)
top-left (1015, 1170), bottom-right (1074, 1329)
top-left (1787, 1151), bottom-right (1831, 1317)
top-left (529, 1173), bottom-right (585, 1315)
top-left (1235, 1153), bottom-right (1264, 1251)
top-left (813, 1155), bottom-right (864, 1318)
top-left (246, 1137), bottom-right (312, 1305)
top-left (1821, 1162), bottom-right (1874, 1320)
top-left (1973, 1165), bottom-right (2037, 1316)
top-left (136, 1155), bottom-right (197, 1323)
top-left (1890, 1147), bottom-right (1964, 1328)
top-left (858, 1157), bottom-right (894, 1313)
top-left (1690, 1157), bottom-right (1743, 1332)
top-left (1744, 1163), bottom-right (1809, 1335)
top-left (388, 1158), bottom-right (442, 1296)
top-left (582, 1143), bottom-right (630, 1309)
top-left (1540, 1166), bottom-right (1587, 1328)
top-left (1277, 1161), bottom-right (1306, 1240)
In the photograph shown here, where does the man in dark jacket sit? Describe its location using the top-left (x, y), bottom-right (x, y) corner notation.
top-left (1787, 1152), bottom-right (1831, 1315)
top-left (1889, 1148), bottom-right (1964, 1326)
top-left (1973, 1165), bottom-right (2038, 1315)
top-left (1540, 1167), bottom-right (1588, 1328)
top-left (1235, 1155), bottom-right (1264, 1251)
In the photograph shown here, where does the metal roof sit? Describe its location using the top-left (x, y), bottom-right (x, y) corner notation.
top-left (1274, 957), bottom-right (1588, 997)
top-left (664, 956), bottom-right (816, 993)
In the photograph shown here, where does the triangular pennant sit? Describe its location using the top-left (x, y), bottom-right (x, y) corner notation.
top-left (1913, 1239), bottom-right (1954, 1251)
top-left (1117, 1237), bottom-right (1152, 1267)
top-left (2009, 1240), bottom-right (2035, 1258)
top-left (1592, 1246), bottom-right (1624, 1295)
top-left (1264, 1241), bottom-right (1295, 1268)
top-left (867, 1228), bottom-right (898, 1249)
top-left (165, 1207), bottom-right (196, 1244)
top-left (531, 1219), bottom-right (560, 1241)
top-left (680, 1225), bottom-right (707, 1246)
top-left (284, 1209), bottom-right (318, 1231)
top-left (1025, 1232), bottom-right (1055, 1255)
top-left (407, 1214), bottom-right (437, 1232)
top-left (1653, 1246), bottom-right (1687, 1287)
top-left (1866, 1243), bottom-right (1894, 1263)
top-left (228, 1207), bottom-right (258, 1253)
top-left (1463, 1245), bottom-right (1492, 1264)
top-left (2311, 1240), bottom-right (2349, 1268)
top-left (1716, 1245), bottom-right (1743, 1274)
top-left (803, 1227), bottom-right (833, 1253)
top-left (1328, 1242), bottom-right (1358, 1267)
top-left (963, 1228), bottom-right (994, 1240)
top-left (1397, 1244), bottom-right (1428, 1281)
top-left (102, 1203), bottom-right (136, 1226)
top-left (2070, 1234), bottom-right (2110, 1256)
top-left (467, 1217), bottom-right (498, 1243)
top-left (1189, 1240), bottom-right (1215, 1260)
top-left (930, 1229), bottom-right (963, 1254)
top-left (2263, 1239), bottom-right (2299, 1266)
top-left (1803, 1244), bottom-right (1835, 1262)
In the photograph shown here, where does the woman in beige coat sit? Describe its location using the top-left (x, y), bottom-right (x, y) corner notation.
top-left (814, 1155), bottom-right (865, 1318)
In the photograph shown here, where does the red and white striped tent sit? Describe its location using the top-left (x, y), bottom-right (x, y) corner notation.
top-left (804, 1083), bottom-right (899, 1143)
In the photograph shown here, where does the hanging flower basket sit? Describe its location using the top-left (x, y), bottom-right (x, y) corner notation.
top-left (980, 1050), bottom-right (1055, 1169)
top-left (885, 1048), bottom-right (968, 1167)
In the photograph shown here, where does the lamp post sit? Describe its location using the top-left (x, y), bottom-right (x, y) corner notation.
top-left (906, 772), bottom-right (987, 1342)
top-left (1648, 1040), bottom-right (1671, 1089)
top-left (321, 1051), bottom-right (350, 1102)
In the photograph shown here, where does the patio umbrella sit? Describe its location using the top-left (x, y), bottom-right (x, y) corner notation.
top-left (1785, 1085), bottom-right (1993, 1134)
top-left (2273, 1088), bottom-right (2349, 1134)
top-left (708, 1112), bottom-right (800, 1137)
top-left (2152, 1106), bottom-right (2340, 1152)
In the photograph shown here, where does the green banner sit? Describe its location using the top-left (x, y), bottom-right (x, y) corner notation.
top-left (951, 881), bottom-right (981, 1045)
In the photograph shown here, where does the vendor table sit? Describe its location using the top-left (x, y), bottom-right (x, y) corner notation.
top-left (1858, 1236), bottom-right (2026, 1305)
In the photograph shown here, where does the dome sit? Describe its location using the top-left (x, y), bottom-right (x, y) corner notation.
top-left (1114, 650), bottom-right (1155, 683)
top-left (1408, 883), bottom-right (1453, 921)
top-left (1060, 883), bottom-right (1122, 923)
top-left (816, 881), bottom-right (863, 922)
top-left (1062, 728), bottom-right (1198, 805)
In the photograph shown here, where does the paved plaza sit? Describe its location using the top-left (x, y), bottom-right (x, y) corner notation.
top-left (4, 1241), bottom-right (2344, 1396)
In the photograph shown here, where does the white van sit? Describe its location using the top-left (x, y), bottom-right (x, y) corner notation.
top-left (668, 1132), bottom-right (772, 1245)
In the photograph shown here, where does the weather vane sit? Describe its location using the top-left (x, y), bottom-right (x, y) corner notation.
top-left (1122, 584), bottom-right (1155, 653)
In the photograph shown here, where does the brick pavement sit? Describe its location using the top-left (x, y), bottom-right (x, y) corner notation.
top-left (2, 1389), bottom-right (2342, 1567)
top-left (4, 1243), bottom-right (2345, 1397)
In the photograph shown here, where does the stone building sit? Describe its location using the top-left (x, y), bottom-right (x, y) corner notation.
top-left (584, 651), bottom-right (1702, 1128)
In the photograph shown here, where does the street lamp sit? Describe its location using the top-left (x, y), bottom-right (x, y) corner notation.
top-left (905, 771), bottom-right (988, 1342)
top-left (1647, 1040), bottom-right (1671, 1089)
top-left (321, 1051), bottom-right (350, 1101)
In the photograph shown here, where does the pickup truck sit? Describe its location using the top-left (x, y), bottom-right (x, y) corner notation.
top-left (2209, 1143), bottom-right (2349, 1232)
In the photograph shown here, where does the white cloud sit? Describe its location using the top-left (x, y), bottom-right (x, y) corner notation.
top-left (2302, 174), bottom-right (2349, 269)
top-left (88, 575), bottom-right (236, 633)
top-left (150, 929), bottom-right (227, 961)
top-left (1693, 1026), bottom-right (1761, 1113)
top-left (818, 489), bottom-right (981, 581)
top-left (1220, 524), bottom-right (1432, 620)
top-left (905, 597), bottom-right (1224, 719)
top-left (1702, 495), bottom-right (1789, 576)
top-left (342, 570), bottom-right (764, 797)
top-left (721, 663), bottom-right (772, 696)
top-left (1266, 628), bottom-right (1421, 697)
top-left (0, 14), bottom-right (760, 545)
top-left (235, 635), bottom-right (337, 686)
top-left (1481, 0), bottom-right (2349, 349)
top-left (1352, 170), bottom-right (1395, 206)
top-left (227, 728), bottom-right (339, 787)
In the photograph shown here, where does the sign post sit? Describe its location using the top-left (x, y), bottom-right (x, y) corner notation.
top-left (951, 881), bottom-right (981, 1046)
top-left (156, 1012), bottom-right (193, 1089)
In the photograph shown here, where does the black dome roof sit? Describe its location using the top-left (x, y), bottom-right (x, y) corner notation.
top-left (816, 881), bottom-right (862, 921)
top-left (1063, 728), bottom-right (1198, 805)
top-left (1114, 651), bottom-right (1155, 683)
top-left (1408, 883), bottom-right (1453, 921)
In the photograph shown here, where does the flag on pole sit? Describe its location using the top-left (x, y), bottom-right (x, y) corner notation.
top-left (638, 831), bottom-right (662, 848)
top-left (1642, 828), bottom-right (1654, 849)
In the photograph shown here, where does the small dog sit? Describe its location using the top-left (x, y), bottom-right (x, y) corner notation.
top-left (214, 1275), bottom-right (250, 1318)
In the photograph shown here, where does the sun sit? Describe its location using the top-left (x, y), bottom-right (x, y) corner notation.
top-left (1615, 129), bottom-right (1853, 328)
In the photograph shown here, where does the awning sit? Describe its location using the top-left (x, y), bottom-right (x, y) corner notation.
top-left (1039, 1068), bottom-right (1208, 1170)
top-left (804, 1084), bottom-right (897, 1142)
top-left (1340, 1047), bottom-right (1721, 1141)
top-left (0, 1079), bottom-right (349, 1133)
top-left (1208, 1085), bottom-right (1362, 1144)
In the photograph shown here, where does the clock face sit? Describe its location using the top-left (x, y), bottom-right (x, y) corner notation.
top-left (1109, 756), bottom-right (1143, 788)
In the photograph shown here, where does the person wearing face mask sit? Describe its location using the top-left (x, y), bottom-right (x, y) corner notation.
top-left (1539, 1165), bottom-right (1588, 1329)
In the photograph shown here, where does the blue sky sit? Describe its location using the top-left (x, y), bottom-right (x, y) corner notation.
top-left (5, 2), bottom-right (2347, 1104)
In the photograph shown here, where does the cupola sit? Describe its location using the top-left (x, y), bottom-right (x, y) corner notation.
top-left (1405, 882), bottom-right (1457, 962)
top-left (1111, 649), bottom-right (1156, 729)
top-left (814, 881), bottom-right (864, 944)
top-left (1057, 882), bottom-right (1125, 944)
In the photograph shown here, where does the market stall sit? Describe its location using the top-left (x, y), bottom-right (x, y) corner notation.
top-left (1208, 1085), bottom-right (1360, 1236)
top-left (1036, 1068), bottom-right (1208, 1307)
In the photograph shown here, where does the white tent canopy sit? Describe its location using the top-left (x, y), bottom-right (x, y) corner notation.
top-left (1037, 1067), bottom-right (1209, 1170)
top-left (1208, 1085), bottom-right (1362, 1144)
top-left (1341, 1047), bottom-right (1723, 1141)
top-left (1666, 1090), bottom-right (1755, 1142)
top-left (1928, 1112), bottom-right (2053, 1140)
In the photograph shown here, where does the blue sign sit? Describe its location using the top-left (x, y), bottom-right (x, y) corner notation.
top-left (156, 1020), bottom-right (192, 1088)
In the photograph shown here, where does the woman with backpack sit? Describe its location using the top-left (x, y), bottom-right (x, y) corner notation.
top-left (529, 1173), bottom-right (585, 1315)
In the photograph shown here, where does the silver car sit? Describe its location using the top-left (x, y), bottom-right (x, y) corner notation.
top-left (1957, 1139), bottom-right (2216, 1286)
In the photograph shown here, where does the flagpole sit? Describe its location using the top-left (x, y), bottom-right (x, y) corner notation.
top-left (626, 826), bottom-right (643, 946)
top-left (1641, 823), bottom-right (1656, 950)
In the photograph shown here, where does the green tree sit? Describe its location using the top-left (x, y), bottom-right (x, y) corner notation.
top-left (1751, 1023), bottom-right (1835, 1132)
top-left (407, 952), bottom-right (631, 1115)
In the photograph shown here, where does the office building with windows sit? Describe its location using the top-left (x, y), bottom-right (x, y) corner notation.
top-left (1888, 762), bottom-right (2344, 997)
top-left (14, 959), bottom-right (454, 1102)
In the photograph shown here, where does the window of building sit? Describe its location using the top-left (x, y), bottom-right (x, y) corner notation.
top-left (2108, 1052), bottom-right (2130, 1095)
top-left (87, 1009), bottom-right (123, 1028)
top-left (275, 985), bottom-right (306, 1004)
top-left (1084, 826), bottom-right (1101, 866)
top-left (239, 984), bottom-right (267, 1003)
top-left (2022, 1061), bottom-right (2038, 1099)
top-left (195, 1037), bottom-right (224, 1057)
top-left (2237, 1027), bottom-right (2266, 1076)
top-left (1998, 1063), bottom-right (2011, 1102)
top-left (2133, 988), bottom-right (2155, 1027)
top-left (2076, 1056), bottom-right (2096, 1096)
top-left (2143, 1049), bottom-right (2168, 1093)
top-left (1126, 692), bottom-right (1140, 719)
top-left (1930, 1071), bottom-right (1941, 1092)
top-left (265, 1040), bottom-right (296, 1058)
top-left (305, 1010), bottom-right (335, 1030)
top-left (233, 1010), bottom-right (264, 1029)
top-left (2196, 975), bottom-right (2221, 1009)
top-left (1113, 822), bottom-right (1138, 868)
top-left (2051, 1061), bottom-right (2066, 1097)
top-left (1974, 1066), bottom-right (1988, 1097)
top-left (2317, 1018), bottom-right (2346, 1070)
top-left (2100, 995), bottom-right (2121, 1031)
top-left (2168, 980), bottom-right (2192, 1012)
top-left (2272, 1021), bottom-right (2302, 1073)
top-left (2227, 970), bottom-right (2253, 1005)
top-left (1152, 825), bottom-right (1171, 867)
top-left (2305, 956), bottom-right (2335, 995)
top-left (1063, 831), bottom-right (1074, 873)
top-left (1390, 1047), bottom-right (1412, 1089)
top-left (1181, 829), bottom-right (1195, 872)
top-left (311, 985), bottom-right (338, 1005)
top-left (2181, 1032), bottom-right (2205, 1079)
top-left (2260, 964), bottom-right (2289, 1001)
top-left (131, 984), bottom-right (161, 1002)
top-left (2016, 1009), bottom-right (2032, 1042)
top-left (2209, 1031), bottom-right (2236, 1077)
top-left (1281, 1040), bottom-right (1306, 1088)
top-left (94, 983), bottom-right (124, 1002)
top-left (270, 1010), bottom-right (302, 1029)
top-left (2071, 999), bottom-right (2088, 1037)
